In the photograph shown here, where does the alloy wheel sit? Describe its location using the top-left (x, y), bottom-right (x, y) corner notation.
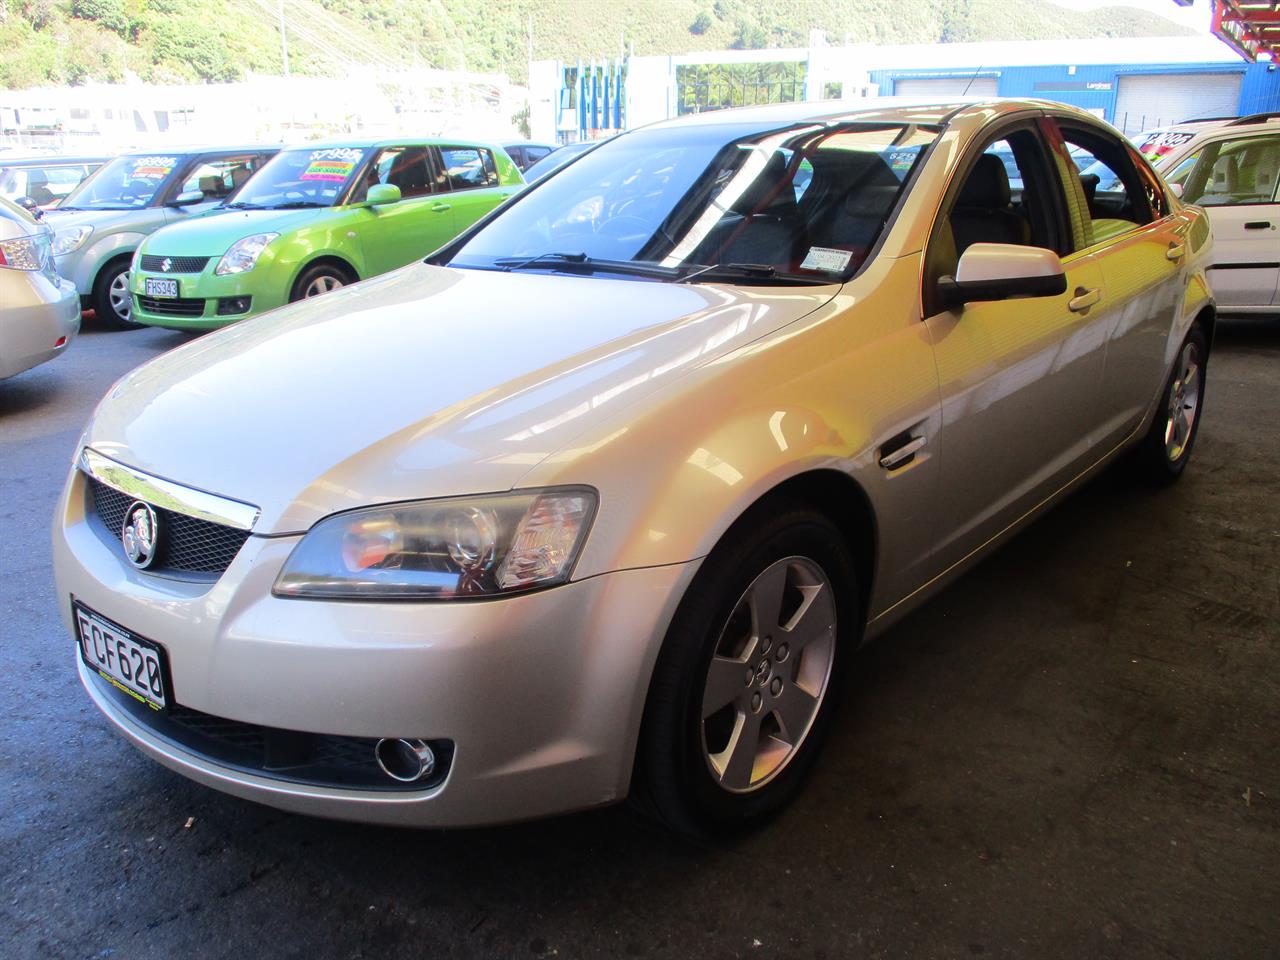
top-left (304, 275), bottom-right (344, 298)
top-left (700, 555), bottom-right (837, 794)
top-left (1164, 340), bottom-right (1201, 462)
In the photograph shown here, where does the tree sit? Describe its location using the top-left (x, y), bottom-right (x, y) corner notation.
top-left (689, 11), bottom-right (712, 35)
top-left (70, 0), bottom-right (128, 37)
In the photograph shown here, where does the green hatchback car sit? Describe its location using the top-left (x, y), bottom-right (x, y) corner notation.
top-left (129, 138), bottom-right (523, 329)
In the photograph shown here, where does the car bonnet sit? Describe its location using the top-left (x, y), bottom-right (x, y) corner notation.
top-left (82, 263), bottom-right (839, 534)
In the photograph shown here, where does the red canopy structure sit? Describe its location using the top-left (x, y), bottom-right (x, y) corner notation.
top-left (1210, 1), bottom-right (1280, 61)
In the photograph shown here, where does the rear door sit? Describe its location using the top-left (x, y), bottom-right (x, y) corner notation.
top-left (429, 145), bottom-right (519, 239)
top-left (922, 119), bottom-right (1110, 573)
top-left (1172, 132), bottom-right (1280, 309)
top-left (1045, 118), bottom-right (1185, 446)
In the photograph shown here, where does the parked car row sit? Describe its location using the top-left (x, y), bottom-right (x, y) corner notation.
top-left (4, 135), bottom-right (614, 379)
top-left (52, 97), bottom-right (1225, 835)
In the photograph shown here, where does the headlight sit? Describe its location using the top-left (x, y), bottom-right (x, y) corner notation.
top-left (214, 232), bottom-right (278, 275)
top-left (51, 224), bottom-right (92, 255)
top-left (273, 488), bottom-right (597, 600)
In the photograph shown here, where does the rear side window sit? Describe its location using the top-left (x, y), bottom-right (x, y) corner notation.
top-left (438, 147), bottom-right (499, 190)
top-left (1053, 124), bottom-right (1156, 248)
top-left (1173, 135), bottom-right (1280, 206)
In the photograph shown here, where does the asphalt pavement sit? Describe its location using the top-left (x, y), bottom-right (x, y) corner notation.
top-left (1, 317), bottom-right (1277, 960)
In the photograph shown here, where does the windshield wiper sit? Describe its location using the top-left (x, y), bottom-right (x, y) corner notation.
top-left (677, 262), bottom-right (830, 286)
top-left (220, 200), bottom-right (262, 210)
top-left (271, 200), bottom-right (326, 209)
top-left (491, 252), bottom-right (681, 280)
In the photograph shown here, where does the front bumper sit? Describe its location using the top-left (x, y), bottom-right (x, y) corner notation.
top-left (0, 272), bottom-right (79, 379)
top-left (130, 267), bottom-right (287, 330)
top-left (52, 465), bottom-right (698, 826)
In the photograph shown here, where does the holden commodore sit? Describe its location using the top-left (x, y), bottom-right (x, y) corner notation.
top-left (53, 99), bottom-right (1214, 836)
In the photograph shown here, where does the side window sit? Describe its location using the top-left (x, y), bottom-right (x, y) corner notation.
top-left (525, 147), bottom-right (551, 166)
top-left (439, 147), bottom-right (499, 191)
top-left (181, 154), bottom-right (259, 202)
top-left (1057, 126), bottom-right (1154, 246)
top-left (1176, 135), bottom-right (1280, 206)
top-left (506, 147), bottom-right (526, 169)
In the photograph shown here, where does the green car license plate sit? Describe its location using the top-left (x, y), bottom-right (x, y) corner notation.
top-left (144, 277), bottom-right (179, 298)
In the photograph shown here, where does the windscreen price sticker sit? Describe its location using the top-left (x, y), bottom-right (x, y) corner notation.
top-left (130, 156), bottom-right (177, 179)
top-left (301, 159), bottom-right (356, 182)
top-left (1139, 131), bottom-right (1194, 158)
top-left (800, 246), bottom-right (853, 273)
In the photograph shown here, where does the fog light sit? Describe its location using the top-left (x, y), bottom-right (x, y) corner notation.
top-left (216, 296), bottom-right (252, 316)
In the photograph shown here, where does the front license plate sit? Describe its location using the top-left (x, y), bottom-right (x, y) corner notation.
top-left (144, 277), bottom-right (179, 298)
top-left (74, 602), bottom-right (167, 710)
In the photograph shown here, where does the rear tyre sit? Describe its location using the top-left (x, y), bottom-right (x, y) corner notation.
top-left (634, 501), bottom-right (859, 838)
top-left (1131, 324), bottom-right (1208, 485)
top-left (290, 262), bottom-right (354, 302)
top-left (92, 256), bottom-right (142, 330)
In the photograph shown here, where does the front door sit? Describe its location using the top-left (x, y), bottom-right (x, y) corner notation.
top-left (350, 145), bottom-right (457, 276)
top-left (923, 122), bottom-right (1111, 574)
top-left (430, 145), bottom-right (520, 239)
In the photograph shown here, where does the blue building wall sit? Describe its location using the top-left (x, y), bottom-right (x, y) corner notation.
top-left (869, 61), bottom-right (1280, 124)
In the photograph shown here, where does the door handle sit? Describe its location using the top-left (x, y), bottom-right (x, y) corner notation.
top-left (1067, 286), bottom-right (1101, 312)
top-left (430, 201), bottom-right (452, 212)
top-left (879, 435), bottom-right (926, 470)
top-left (1243, 221), bottom-right (1272, 230)
top-left (1165, 242), bottom-right (1185, 261)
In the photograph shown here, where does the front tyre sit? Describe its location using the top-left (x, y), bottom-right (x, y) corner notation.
top-left (290, 262), bottom-right (354, 302)
top-left (92, 257), bottom-right (142, 330)
top-left (1133, 324), bottom-right (1208, 484)
top-left (635, 503), bottom-right (859, 837)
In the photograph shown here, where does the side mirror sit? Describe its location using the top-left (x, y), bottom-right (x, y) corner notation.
top-left (938, 243), bottom-right (1067, 307)
top-left (1168, 181), bottom-right (1184, 200)
top-left (15, 196), bottom-right (43, 219)
top-left (365, 183), bottom-right (401, 207)
top-left (170, 190), bottom-right (205, 207)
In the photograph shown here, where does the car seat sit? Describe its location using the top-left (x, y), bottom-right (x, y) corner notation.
top-left (950, 153), bottom-right (1032, 253)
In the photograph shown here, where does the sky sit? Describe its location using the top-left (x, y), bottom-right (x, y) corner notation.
top-left (1045, 0), bottom-right (1211, 32)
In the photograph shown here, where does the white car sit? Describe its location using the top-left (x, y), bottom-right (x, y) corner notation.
top-left (0, 196), bottom-right (79, 380)
top-left (1136, 114), bottom-right (1280, 315)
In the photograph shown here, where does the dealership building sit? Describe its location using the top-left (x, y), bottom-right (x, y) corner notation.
top-left (530, 35), bottom-right (1280, 142)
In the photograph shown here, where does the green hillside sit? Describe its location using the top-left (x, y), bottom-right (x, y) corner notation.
top-left (0, 0), bottom-right (1192, 90)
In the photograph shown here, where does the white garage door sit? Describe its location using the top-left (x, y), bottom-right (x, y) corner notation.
top-left (1114, 73), bottom-right (1242, 137)
top-left (893, 77), bottom-right (999, 98)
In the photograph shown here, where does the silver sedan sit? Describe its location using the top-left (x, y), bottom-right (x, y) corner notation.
top-left (53, 98), bottom-right (1214, 835)
top-left (0, 197), bottom-right (79, 380)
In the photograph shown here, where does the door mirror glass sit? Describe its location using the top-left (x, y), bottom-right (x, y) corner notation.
top-left (15, 195), bottom-right (43, 218)
top-left (170, 190), bottom-right (205, 207)
top-left (364, 183), bottom-right (401, 206)
top-left (1168, 181), bottom-right (1184, 200)
top-left (939, 242), bottom-right (1067, 306)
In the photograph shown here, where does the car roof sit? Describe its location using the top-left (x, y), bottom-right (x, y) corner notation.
top-left (643, 96), bottom-right (1105, 131)
top-left (286, 136), bottom-right (508, 151)
top-left (0, 155), bottom-right (108, 166)
top-left (1142, 113), bottom-right (1280, 137)
top-left (116, 144), bottom-right (282, 157)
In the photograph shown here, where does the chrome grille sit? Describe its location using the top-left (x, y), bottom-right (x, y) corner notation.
top-left (136, 295), bottom-right (205, 317)
top-left (88, 477), bottom-right (251, 576)
top-left (139, 255), bottom-right (210, 273)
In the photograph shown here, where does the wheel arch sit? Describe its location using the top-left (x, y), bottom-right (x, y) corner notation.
top-left (707, 468), bottom-right (879, 633)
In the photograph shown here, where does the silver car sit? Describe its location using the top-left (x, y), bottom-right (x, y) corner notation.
top-left (45, 146), bottom-right (277, 329)
top-left (53, 99), bottom-right (1214, 835)
top-left (0, 196), bottom-right (79, 380)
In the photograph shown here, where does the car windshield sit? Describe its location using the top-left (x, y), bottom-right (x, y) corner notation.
top-left (524, 142), bottom-right (600, 183)
top-left (226, 147), bottom-right (371, 209)
top-left (60, 154), bottom-right (180, 210)
top-left (446, 120), bottom-right (939, 283)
